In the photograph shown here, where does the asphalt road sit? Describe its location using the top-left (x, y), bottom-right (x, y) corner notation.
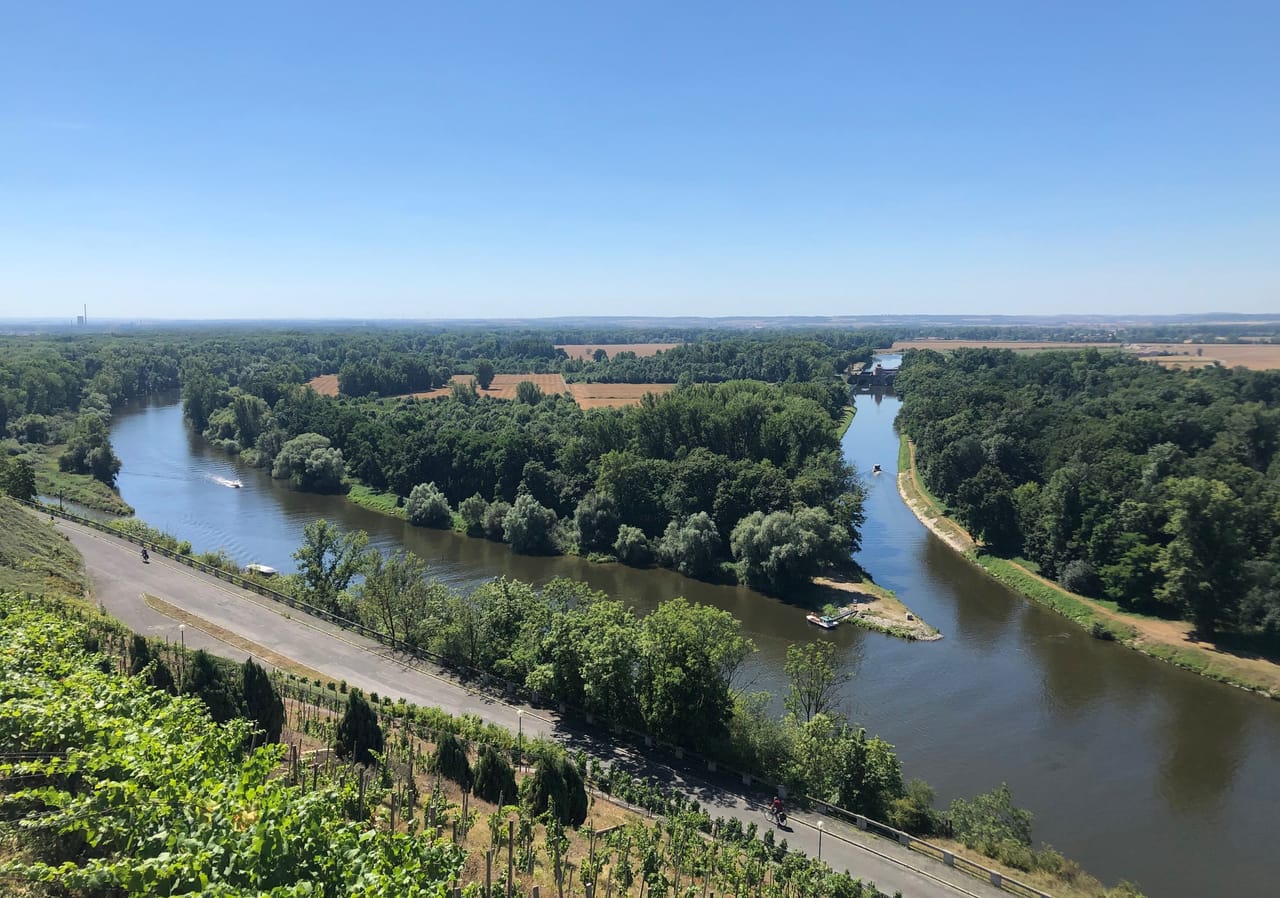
top-left (60, 517), bottom-right (1017, 898)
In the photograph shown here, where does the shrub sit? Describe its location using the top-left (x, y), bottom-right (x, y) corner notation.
top-left (335, 690), bottom-right (384, 766)
top-left (432, 732), bottom-right (474, 790)
top-left (472, 743), bottom-right (518, 805)
top-left (613, 525), bottom-right (652, 566)
top-left (520, 751), bottom-right (588, 826)
top-left (1060, 559), bottom-right (1101, 597)
top-left (407, 482), bottom-right (453, 528)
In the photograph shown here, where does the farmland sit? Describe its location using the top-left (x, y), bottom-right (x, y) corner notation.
top-left (892, 339), bottom-right (1280, 370)
top-left (567, 381), bottom-right (678, 408)
top-left (555, 342), bottom-right (680, 359)
top-left (308, 371), bottom-right (675, 407)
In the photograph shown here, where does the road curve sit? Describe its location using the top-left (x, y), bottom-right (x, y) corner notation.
top-left (59, 516), bottom-right (1015, 898)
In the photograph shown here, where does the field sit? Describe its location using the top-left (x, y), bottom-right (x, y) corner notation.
top-left (555, 342), bottom-right (680, 359)
top-left (891, 340), bottom-right (1280, 370)
top-left (305, 373), bottom-right (340, 396)
top-left (308, 371), bottom-right (674, 407)
top-left (567, 382), bottom-right (677, 408)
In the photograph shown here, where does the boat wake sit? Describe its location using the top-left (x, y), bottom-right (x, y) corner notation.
top-left (210, 475), bottom-right (243, 489)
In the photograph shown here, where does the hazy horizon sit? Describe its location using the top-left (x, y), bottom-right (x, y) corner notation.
top-left (3, 3), bottom-right (1277, 319)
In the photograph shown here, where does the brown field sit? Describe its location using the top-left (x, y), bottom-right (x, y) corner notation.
top-left (568, 382), bottom-right (678, 408)
top-left (892, 340), bottom-right (1121, 352)
top-left (407, 373), bottom-right (571, 400)
top-left (555, 342), bottom-right (680, 360)
top-left (305, 373), bottom-right (340, 396)
top-left (892, 339), bottom-right (1280, 370)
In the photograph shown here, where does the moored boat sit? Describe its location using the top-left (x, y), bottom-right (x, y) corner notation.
top-left (806, 613), bottom-right (839, 629)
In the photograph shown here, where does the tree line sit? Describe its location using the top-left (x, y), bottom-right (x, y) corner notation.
top-left (897, 348), bottom-right (1280, 643)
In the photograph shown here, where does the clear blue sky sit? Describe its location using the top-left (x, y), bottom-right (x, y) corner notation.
top-left (2, 1), bottom-right (1277, 319)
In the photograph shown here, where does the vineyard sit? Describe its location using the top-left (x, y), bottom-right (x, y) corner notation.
top-left (0, 594), bottom-right (889, 898)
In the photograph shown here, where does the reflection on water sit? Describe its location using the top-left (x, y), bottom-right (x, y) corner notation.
top-left (108, 388), bottom-right (1280, 898)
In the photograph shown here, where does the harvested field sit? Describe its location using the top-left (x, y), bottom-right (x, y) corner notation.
top-left (407, 372), bottom-right (571, 401)
top-left (891, 339), bottom-right (1280, 370)
top-left (555, 342), bottom-right (680, 359)
top-left (568, 382), bottom-right (677, 408)
top-left (892, 340), bottom-right (1121, 352)
top-left (305, 373), bottom-right (340, 396)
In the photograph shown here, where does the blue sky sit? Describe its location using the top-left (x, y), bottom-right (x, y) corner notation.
top-left (2, 1), bottom-right (1277, 319)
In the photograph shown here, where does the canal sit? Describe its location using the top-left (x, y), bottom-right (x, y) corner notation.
top-left (109, 387), bottom-right (1280, 898)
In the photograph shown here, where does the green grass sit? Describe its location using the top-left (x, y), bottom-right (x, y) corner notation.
top-left (897, 431), bottom-right (910, 473)
top-left (974, 555), bottom-right (1135, 641)
top-left (835, 405), bottom-right (855, 439)
top-left (31, 445), bottom-right (133, 515)
top-left (0, 498), bottom-right (85, 596)
top-left (345, 483), bottom-right (406, 518)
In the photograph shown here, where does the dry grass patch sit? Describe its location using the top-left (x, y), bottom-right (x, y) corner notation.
top-left (556, 343), bottom-right (680, 360)
top-left (306, 373), bottom-right (340, 396)
top-left (1134, 343), bottom-right (1280, 370)
top-left (568, 382), bottom-right (678, 408)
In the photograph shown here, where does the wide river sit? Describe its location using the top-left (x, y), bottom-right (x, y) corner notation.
top-left (110, 382), bottom-right (1280, 898)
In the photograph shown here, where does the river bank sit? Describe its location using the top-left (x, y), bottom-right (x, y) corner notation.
top-left (897, 434), bottom-right (1280, 700)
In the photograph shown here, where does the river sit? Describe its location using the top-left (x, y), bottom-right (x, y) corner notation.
top-left (109, 386), bottom-right (1280, 898)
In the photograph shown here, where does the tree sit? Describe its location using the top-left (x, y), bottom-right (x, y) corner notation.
top-left (613, 525), bottom-right (652, 566)
top-left (482, 500), bottom-right (512, 541)
top-left (574, 491), bottom-right (620, 553)
top-left (292, 519), bottom-right (370, 611)
top-left (242, 658), bottom-right (284, 744)
top-left (407, 481), bottom-right (453, 528)
top-left (784, 641), bottom-right (847, 722)
top-left (272, 433), bottom-right (346, 493)
top-left (432, 732), bottom-right (473, 789)
top-left (730, 506), bottom-right (851, 593)
top-left (184, 650), bottom-right (246, 724)
top-left (356, 549), bottom-right (441, 644)
top-left (658, 512), bottom-right (722, 579)
top-left (0, 457), bottom-right (36, 502)
top-left (58, 414), bottom-right (121, 486)
top-left (949, 783), bottom-right (1034, 853)
top-left (521, 751), bottom-right (588, 826)
top-left (335, 690), bottom-right (384, 765)
top-left (475, 360), bottom-right (495, 390)
top-left (1155, 477), bottom-right (1247, 636)
top-left (459, 493), bottom-right (488, 536)
top-left (472, 743), bottom-right (518, 805)
top-left (515, 380), bottom-right (544, 404)
top-left (503, 493), bottom-right (559, 554)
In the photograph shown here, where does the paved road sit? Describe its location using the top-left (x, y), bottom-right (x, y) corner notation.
top-left (60, 518), bottom-right (1016, 898)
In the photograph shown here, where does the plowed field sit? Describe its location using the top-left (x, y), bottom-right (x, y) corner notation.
top-left (307, 371), bottom-right (677, 406)
top-left (408, 373), bottom-right (571, 400)
top-left (891, 340), bottom-right (1280, 370)
top-left (305, 374), bottom-right (340, 396)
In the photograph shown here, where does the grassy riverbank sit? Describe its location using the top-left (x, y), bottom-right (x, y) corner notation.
top-left (31, 444), bottom-right (134, 515)
top-left (898, 435), bottom-right (1280, 700)
top-left (835, 403), bottom-right (855, 438)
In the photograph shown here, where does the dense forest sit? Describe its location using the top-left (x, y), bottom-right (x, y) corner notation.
top-left (897, 348), bottom-right (1280, 643)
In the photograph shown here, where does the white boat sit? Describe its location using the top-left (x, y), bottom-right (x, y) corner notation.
top-left (806, 613), bottom-right (839, 629)
top-left (244, 563), bottom-right (277, 577)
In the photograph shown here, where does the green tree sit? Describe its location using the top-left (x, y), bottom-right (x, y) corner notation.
top-left (475, 360), bottom-right (496, 390)
top-left (432, 732), bottom-right (474, 789)
top-left (730, 506), bottom-right (851, 593)
top-left (459, 492), bottom-right (489, 536)
top-left (521, 751), bottom-right (588, 826)
top-left (515, 380), bottom-right (544, 404)
top-left (613, 525), bottom-right (652, 566)
top-left (503, 493), bottom-right (559, 554)
top-left (783, 640), bottom-right (847, 722)
top-left (356, 549), bottom-right (443, 644)
top-left (574, 491), bottom-right (620, 553)
top-left (0, 457), bottom-right (36, 502)
top-left (472, 743), bottom-right (518, 805)
top-left (1155, 477), bottom-right (1247, 635)
top-left (292, 519), bottom-right (370, 611)
top-left (335, 689), bottom-right (384, 765)
top-left (658, 512), bottom-right (722, 579)
top-left (949, 783), bottom-right (1034, 853)
top-left (183, 650), bottom-right (246, 724)
top-left (242, 658), bottom-right (284, 744)
top-left (407, 481), bottom-right (453, 528)
top-left (272, 432), bottom-right (346, 493)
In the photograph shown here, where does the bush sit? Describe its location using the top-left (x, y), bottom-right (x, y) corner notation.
top-left (336, 690), bottom-right (384, 766)
top-left (503, 494), bottom-right (559, 554)
top-left (242, 658), bottom-right (284, 744)
top-left (1060, 559), bottom-right (1101, 597)
top-left (432, 732), bottom-right (474, 790)
top-left (407, 482), bottom-right (453, 528)
top-left (459, 493), bottom-right (488, 536)
top-left (887, 778), bottom-right (936, 834)
top-left (472, 743), bottom-right (518, 805)
top-left (613, 525), bottom-right (652, 566)
top-left (482, 500), bottom-right (512, 541)
top-left (949, 783), bottom-right (1033, 854)
top-left (520, 751), bottom-right (588, 826)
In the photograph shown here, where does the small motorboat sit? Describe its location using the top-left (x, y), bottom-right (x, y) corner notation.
top-left (872, 464), bottom-right (882, 474)
top-left (806, 613), bottom-right (839, 629)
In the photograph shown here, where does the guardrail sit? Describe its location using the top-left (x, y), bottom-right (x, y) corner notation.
top-left (31, 498), bottom-right (1054, 898)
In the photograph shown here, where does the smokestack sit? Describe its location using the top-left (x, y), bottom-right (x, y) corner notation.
top-left (84, 304), bottom-right (87, 325)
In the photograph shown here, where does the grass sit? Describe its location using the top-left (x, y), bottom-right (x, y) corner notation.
top-left (345, 482), bottom-right (407, 518)
top-left (835, 404), bottom-right (855, 439)
top-left (31, 444), bottom-right (133, 515)
top-left (974, 555), bottom-right (1135, 641)
top-left (0, 498), bottom-right (86, 597)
